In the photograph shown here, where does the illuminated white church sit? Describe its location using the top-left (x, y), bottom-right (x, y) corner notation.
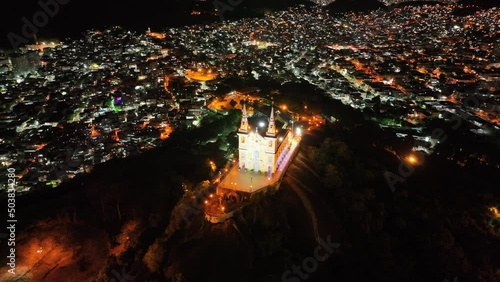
top-left (237, 104), bottom-right (292, 176)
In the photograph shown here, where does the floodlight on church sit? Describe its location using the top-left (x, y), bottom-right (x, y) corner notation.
top-left (259, 121), bottom-right (266, 128)
top-left (296, 127), bottom-right (302, 136)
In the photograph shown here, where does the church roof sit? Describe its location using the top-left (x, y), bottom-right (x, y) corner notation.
top-left (247, 106), bottom-right (290, 140)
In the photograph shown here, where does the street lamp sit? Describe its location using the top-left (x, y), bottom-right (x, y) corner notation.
top-left (406, 154), bottom-right (418, 165)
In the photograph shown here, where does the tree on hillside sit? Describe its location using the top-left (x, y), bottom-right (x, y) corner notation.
top-left (229, 99), bottom-right (238, 108)
top-left (323, 164), bottom-right (343, 189)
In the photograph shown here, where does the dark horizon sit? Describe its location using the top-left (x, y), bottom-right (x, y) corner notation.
top-left (0, 0), bottom-right (316, 49)
top-left (0, 0), bottom-right (208, 49)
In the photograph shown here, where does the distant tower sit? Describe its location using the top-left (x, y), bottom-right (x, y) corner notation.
top-left (266, 106), bottom-right (276, 137)
top-left (239, 103), bottom-right (249, 133)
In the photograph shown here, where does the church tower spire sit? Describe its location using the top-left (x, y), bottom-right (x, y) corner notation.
top-left (239, 103), bottom-right (249, 133)
top-left (266, 106), bottom-right (276, 137)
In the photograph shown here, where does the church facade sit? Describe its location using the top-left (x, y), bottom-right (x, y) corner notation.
top-left (237, 105), bottom-right (292, 176)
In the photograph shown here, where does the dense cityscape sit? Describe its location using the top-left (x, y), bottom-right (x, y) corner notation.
top-left (1, 2), bottom-right (498, 191)
top-left (0, 0), bottom-right (499, 281)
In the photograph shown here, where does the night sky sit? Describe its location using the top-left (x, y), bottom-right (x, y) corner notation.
top-left (0, 0), bottom-right (313, 49)
top-left (0, 0), bottom-right (194, 48)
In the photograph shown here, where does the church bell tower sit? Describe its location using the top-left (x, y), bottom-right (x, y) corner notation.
top-left (239, 103), bottom-right (249, 133)
top-left (266, 106), bottom-right (276, 137)
top-left (238, 103), bottom-right (249, 171)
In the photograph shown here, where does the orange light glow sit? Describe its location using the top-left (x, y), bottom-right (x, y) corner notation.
top-left (185, 69), bottom-right (218, 81)
top-left (91, 125), bottom-right (99, 138)
top-left (113, 129), bottom-right (121, 142)
top-left (160, 124), bottom-right (173, 140)
top-left (351, 59), bottom-right (407, 94)
top-left (475, 110), bottom-right (500, 126)
top-left (406, 155), bottom-right (418, 165)
top-left (489, 207), bottom-right (500, 219)
top-left (209, 160), bottom-right (216, 171)
top-left (146, 30), bottom-right (166, 39)
top-left (34, 143), bottom-right (48, 151)
top-left (164, 75), bottom-right (170, 92)
top-left (447, 95), bottom-right (459, 104)
top-left (139, 121), bottom-right (150, 130)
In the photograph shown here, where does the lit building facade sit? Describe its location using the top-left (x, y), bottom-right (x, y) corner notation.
top-left (237, 104), bottom-right (292, 175)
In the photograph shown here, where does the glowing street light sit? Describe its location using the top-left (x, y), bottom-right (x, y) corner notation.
top-left (406, 154), bottom-right (419, 165)
top-left (489, 207), bottom-right (500, 218)
top-left (209, 160), bottom-right (216, 171)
